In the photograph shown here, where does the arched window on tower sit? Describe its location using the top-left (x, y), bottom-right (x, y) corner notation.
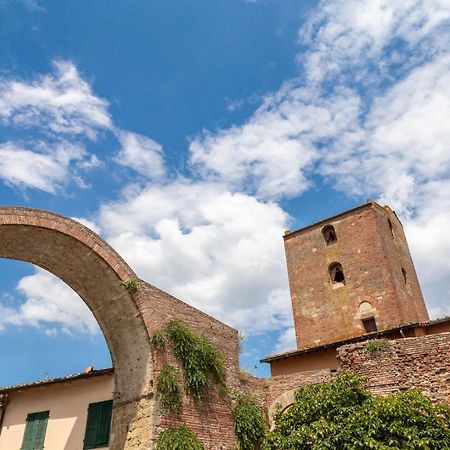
top-left (359, 301), bottom-right (378, 332)
top-left (329, 262), bottom-right (345, 286)
top-left (322, 225), bottom-right (337, 245)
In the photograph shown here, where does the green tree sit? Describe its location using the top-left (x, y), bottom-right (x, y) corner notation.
top-left (264, 372), bottom-right (450, 450)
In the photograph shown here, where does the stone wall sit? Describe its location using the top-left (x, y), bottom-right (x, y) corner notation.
top-left (338, 333), bottom-right (450, 404)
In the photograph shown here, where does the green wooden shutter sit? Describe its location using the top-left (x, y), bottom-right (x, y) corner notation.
top-left (84, 400), bottom-right (113, 449)
top-left (96, 400), bottom-right (113, 446)
top-left (20, 415), bottom-right (36, 450)
top-left (84, 403), bottom-right (101, 449)
top-left (33, 412), bottom-right (49, 450)
top-left (21, 411), bottom-right (49, 450)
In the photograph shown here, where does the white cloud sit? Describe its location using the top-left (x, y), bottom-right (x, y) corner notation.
top-left (98, 180), bottom-right (292, 335)
top-left (0, 60), bottom-right (111, 139)
top-left (0, 268), bottom-right (99, 335)
top-left (0, 60), bottom-right (113, 194)
top-left (190, 85), bottom-right (361, 200)
top-left (0, 141), bottom-right (89, 193)
top-left (114, 131), bottom-right (166, 180)
top-left (300, 0), bottom-right (450, 85)
top-left (71, 217), bottom-right (102, 235)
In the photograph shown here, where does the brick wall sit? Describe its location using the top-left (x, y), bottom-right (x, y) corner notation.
top-left (138, 283), bottom-right (241, 450)
top-left (338, 333), bottom-right (450, 404)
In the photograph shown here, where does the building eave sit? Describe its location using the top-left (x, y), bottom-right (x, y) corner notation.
top-left (0, 368), bottom-right (114, 394)
top-left (260, 322), bottom-right (422, 363)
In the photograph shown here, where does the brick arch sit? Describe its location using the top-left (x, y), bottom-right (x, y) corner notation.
top-left (0, 207), bottom-right (153, 449)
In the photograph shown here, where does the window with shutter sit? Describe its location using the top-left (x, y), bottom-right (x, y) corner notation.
top-left (21, 411), bottom-right (49, 450)
top-left (83, 400), bottom-right (113, 449)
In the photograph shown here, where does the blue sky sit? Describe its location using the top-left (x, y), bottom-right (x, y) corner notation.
top-left (1, 0), bottom-right (450, 385)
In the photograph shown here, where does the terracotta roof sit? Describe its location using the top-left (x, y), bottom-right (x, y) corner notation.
top-left (0, 368), bottom-right (114, 394)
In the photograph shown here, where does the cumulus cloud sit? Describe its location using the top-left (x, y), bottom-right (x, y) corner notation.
top-left (98, 180), bottom-right (292, 335)
top-left (300, 0), bottom-right (450, 85)
top-left (0, 140), bottom-right (90, 193)
top-left (0, 268), bottom-right (99, 335)
top-left (0, 61), bottom-right (111, 192)
top-left (114, 131), bottom-right (166, 180)
top-left (0, 60), bottom-right (112, 139)
top-left (190, 85), bottom-right (361, 200)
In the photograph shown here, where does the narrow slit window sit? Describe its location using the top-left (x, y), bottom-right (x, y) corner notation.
top-left (329, 262), bottom-right (345, 285)
top-left (388, 218), bottom-right (394, 238)
top-left (322, 225), bottom-right (337, 245)
top-left (401, 267), bottom-right (407, 284)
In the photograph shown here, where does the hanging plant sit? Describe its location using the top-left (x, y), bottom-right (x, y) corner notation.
top-left (157, 363), bottom-right (181, 412)
top-left (151, 320), bottom-right (226, 401)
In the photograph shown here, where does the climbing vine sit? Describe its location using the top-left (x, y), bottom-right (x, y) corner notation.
top-left (234, 393), bottom-right (266, 450)
top-left (157, 363), bottom-right (181, 412)
top-left (151, 329), bottom-right (168, 351)
top-left (152, 320), bottom-right (226, 401)
top-left (156, 426), bottom-right (205, 450)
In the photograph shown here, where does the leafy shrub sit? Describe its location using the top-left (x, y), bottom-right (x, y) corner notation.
top-left (156, 426), bottom-right (204, 450)
top-left (264, 372), bottom-right (450, 449)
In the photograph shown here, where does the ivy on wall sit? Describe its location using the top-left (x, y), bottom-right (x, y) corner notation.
top-left (152, 320), bottom-right (226, 404)
top-left (156, 363), bottom-right (181, 412)
top-left (153, 320), bottom-right (268, 450)
top-left (233, 393), bottom-right (266, 450)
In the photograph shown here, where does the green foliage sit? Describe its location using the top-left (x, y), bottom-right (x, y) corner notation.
top-left (151, 320), bottom-right (226, 402)
top-left (366, 338), bottom-right (391, 353)
top-left (234, 393), bottom-right (266, 450)
top-left (151, 330), bottom-right (167, 351)
top-left (264, 371), bottom-right (450, 450)
top-left (157, 364), bottom-right (181, 412)
top-left (119, 279), bottom-right (140, 291)
top-left (156, 426), bottom-right (204, 450)
top-left (165, 320), bottom-right (226, 400)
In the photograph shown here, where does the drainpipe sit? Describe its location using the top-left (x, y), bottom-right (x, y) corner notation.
top-left (0, 393), bottom-right (9, 436)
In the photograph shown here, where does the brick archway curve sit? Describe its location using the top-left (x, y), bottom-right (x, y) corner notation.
top-left (0, 207), bottom-right (153, 449)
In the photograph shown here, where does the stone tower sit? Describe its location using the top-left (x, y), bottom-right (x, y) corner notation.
top-left (284, 200), bottom-right (429, 349)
